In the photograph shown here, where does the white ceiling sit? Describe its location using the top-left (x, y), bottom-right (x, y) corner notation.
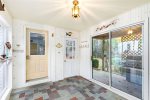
top-left (4, 0), bottom-right (148, 31)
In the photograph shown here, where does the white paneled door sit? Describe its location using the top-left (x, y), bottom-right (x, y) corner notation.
top-left (64, 38), bottom-right (78, 78)
top-left (26, 28), bottom-right (48, 81)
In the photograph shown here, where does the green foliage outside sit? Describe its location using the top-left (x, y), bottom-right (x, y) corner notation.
top-left (92, 59), bottom-right (99, 68)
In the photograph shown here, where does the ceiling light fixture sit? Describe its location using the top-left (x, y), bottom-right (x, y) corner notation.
top-left (72, 0), bottom-right (80, 18)
top-left (128, 28), bottom-right (133, 34)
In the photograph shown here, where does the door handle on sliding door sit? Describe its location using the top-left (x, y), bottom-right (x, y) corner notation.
top-left (26, 55), bottom-right (30, 59)
top-left (91, 56), bottom-right (93, 60)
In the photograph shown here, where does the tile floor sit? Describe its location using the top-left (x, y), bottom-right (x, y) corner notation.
top-left (10, 76), bottom-right (127, 100)
top-left (93, 69), bottom-right (142, 99)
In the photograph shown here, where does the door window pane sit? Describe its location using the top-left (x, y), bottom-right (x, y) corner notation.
top-left (92, 33), bottom-right (109, 85)
top-left (66, 47), bottom-right (73, 59)
top-left (111, 25), bottom-right (142, 99)
top-left (72, 47), bottom-right (75, 59)
top-left (30, 33), bottom-right (45, 55)
top-left (66, 40), bottom-right (76, 59)
top-left (0, 62), bottom-right (8, 98)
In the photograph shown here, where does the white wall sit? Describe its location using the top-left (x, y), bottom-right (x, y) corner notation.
top-left (12, 19), bottom-right (80, 89)
top-left (79, 29), bottom-right (91, 80)
top-left (79, 3), bottom-right (150, 100)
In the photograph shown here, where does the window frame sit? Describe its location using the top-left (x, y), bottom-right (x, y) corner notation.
top-left (0, 23), bottom-right (10, 99)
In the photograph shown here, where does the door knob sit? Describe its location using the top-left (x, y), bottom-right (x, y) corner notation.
top-left (26, 55), bottom-right (30, 59)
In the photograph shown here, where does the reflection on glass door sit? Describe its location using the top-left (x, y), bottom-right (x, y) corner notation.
top-left (30, 33), bottom-right (45, 55)
top-left (92, 24), bottom-right (143, 99)
top-left (92, 33), bottom-right (109, 85)
top-left (111, 25), bottom-right (143, 99)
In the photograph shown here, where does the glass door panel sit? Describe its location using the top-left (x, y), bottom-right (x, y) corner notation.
top-left (111, 25), bottom-right (143, 99)
top-left (92, 33), bottom-right (109, 85)
top-left (66, 40), bottom-right (76, 59)
top-left (30, 33), bottom-right (45, 55)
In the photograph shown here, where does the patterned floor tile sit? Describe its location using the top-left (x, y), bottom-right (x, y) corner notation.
top-left (10, 76), bottom-right (127, 100)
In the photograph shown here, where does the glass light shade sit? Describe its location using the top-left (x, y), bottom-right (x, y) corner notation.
top-left (128, 29), bottom-right (133, 34)
top-left (72, 6), bottom-right (80, 18)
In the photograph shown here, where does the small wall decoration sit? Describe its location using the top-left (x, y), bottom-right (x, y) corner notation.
top-left (52, 33), bottom-right (54, 37)
top-left (0, 0), bottom-right (4, 11)
top-left (13, 49), bottom-right (24, 53)
top-left (96, 19), bottom-right (118, 31)
top-left (66, 32), bottom-right (73, 36)
top-left (56, 43), bottom-right (63, 48)
top-left (80, 41), bottom-right (89, 48)
top-left (5, 42), bottom-right (11, 49)
top-left (0, 42), bottom-right (12, 60)
top-left (16, 44), bottom-right (21, 47)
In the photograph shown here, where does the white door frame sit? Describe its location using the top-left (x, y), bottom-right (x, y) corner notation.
top-left (26, 28), bottom-right (48, 81)
top-left (24, 26), bottom-right (50, 86)
top-left (64, 37), bottom-right (77, 78)
top-left (148, 17), bottom-right (150, 100)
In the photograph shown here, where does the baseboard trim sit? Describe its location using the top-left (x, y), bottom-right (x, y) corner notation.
top-left (1, 88), bottom-right (12, 100)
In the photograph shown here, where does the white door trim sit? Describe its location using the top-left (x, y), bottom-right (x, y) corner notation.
top-left (23, 25), bottom-right (51, 86)
top-left (64, 37), bottom-right (78, 78)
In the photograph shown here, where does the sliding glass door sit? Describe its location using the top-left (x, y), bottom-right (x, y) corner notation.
top-left (111, 25), bottom-right (142, 99)
top-left (92, 24), bottom-right (143, 99)
top-left (92, 33), bottom-right (109, 85)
